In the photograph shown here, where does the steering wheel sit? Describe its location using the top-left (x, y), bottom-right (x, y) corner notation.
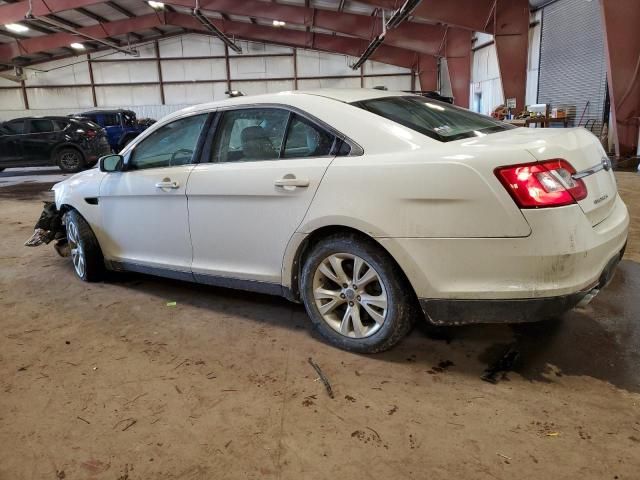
top-left (170, 148), bottom-right (193, 166)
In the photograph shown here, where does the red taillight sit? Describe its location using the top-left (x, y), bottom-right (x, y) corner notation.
top-left (495, 159), bottom-right (587, 208)
top-left (85, 129), bottom-right (97, 138)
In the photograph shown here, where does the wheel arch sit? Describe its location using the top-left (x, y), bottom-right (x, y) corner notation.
top-left (284, 224), bottom-right (420, 308)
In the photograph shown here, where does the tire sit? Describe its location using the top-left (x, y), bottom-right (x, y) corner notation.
top-left (64, 210), bottom-right (104, 282)
top-left (300, 233), bottom-right (416, 353)
top-left (56, 147), bottom-right (85, 173)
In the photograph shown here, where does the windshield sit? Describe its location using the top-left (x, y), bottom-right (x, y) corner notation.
top-left (352, 96), bottom-right (514, 142)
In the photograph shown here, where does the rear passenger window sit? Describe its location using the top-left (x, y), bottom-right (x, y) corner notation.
top-left (30, 120), bottom-right (54, 133)
top-left (212, 108), bottom-right (290, 163)
top-left (283, 115), bottom-right (335, 158)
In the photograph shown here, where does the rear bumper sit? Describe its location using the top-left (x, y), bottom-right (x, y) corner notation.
top-left (419, 245), bottom-right (625, 325)
top-left (378, 194), bottom-right (629, 323)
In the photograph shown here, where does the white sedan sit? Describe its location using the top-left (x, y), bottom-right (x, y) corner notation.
top-left (53, 89), bottom-right (629, 353)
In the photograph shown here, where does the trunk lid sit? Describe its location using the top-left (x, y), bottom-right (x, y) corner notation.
top-left (523, 128), bottom-right (617, 226)
top-left (471, 127), bottom-right (617, 226)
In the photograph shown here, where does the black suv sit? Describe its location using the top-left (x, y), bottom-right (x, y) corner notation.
top-left (0, 116), bottom-right (110, 173)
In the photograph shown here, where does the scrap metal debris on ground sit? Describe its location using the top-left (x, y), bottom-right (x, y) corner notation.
top-left (308, 357), bottom-right (334, 398)
top-left (481, 345), bottom-right (521, 384)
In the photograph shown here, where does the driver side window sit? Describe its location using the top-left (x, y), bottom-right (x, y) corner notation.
top-left (129, 114), bottom-right (207, 170)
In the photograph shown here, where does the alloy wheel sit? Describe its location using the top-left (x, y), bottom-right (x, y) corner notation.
top-left (60, 151), bottom-right (81, 171)
top-left (312, 253), bottom-right (388, 338)
top-left (66, 219), bottom-right (86, 278)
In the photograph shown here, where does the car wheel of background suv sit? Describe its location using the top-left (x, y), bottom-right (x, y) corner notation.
top-left (64, 210), bottom-right (105, 282)
top-left (300, 233), bottom-right (416, 353)
top-left (56, 147), bottom-right (85, 173)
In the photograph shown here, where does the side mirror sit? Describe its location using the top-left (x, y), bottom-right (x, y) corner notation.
top-left (99, 154), bottom-right (124, 172)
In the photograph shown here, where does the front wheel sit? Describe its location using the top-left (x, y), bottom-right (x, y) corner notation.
top-left (300, 234), bottom-right (416, 353)
top-left (64, 210), bottom-right (104, 282)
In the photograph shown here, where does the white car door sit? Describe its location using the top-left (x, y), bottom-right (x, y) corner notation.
top-left (99, 113), bottom-right (209, 277)
top-left (187, 107), bottom-right (341, 290)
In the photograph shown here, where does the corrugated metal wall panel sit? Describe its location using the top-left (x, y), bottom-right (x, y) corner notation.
top-left (537, 0), bottom-right (607, 134)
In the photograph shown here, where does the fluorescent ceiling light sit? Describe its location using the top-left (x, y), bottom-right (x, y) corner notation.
top-left (70, 43), bottom-right (85, 50)
top-left (5, 23), bottom-right (29, 33)
top-left (148, 1), bottom-right (165, 9)
top-left (272, 20), bottom-right (286, 27)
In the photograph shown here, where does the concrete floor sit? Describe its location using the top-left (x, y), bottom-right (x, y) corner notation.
top-left (1, 170), bottom-right (639, 480)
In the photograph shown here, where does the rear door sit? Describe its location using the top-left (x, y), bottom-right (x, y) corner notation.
top-left (187, 107), bottom-right (339, 287)
top-left (23, 119), bottom-right (58, 163)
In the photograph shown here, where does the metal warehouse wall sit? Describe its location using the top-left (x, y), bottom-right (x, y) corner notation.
top-left (0, 34), bottom-right (412, 121)
top-left (537, 0), bottom-right (608, 135)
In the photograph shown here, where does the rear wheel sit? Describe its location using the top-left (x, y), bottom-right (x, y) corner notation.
top-left (300, 234), bottom-right (416, 353)
top-left (56, 148), bottom-right (85, 173)
top-left (64, 210), bottom-right (104, 282)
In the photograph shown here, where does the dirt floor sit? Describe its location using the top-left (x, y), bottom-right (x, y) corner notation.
top-left (1, 171), bottom-right (639, 480)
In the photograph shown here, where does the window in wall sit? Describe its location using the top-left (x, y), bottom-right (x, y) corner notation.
top-left (129, 114), bottom-right (208, 170)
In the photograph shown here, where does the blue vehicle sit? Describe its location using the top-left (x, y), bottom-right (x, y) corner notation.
top-left (75, 109), bottom-right (149, 152)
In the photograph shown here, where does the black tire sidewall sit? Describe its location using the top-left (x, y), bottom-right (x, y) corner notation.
top-left (300, 235), bottom-right (413, 353)
top-left (57, 148), bottom-right (85, 173)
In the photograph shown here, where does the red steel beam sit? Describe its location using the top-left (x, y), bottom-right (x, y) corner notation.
top-left (164, 0), bottom-right (446, 55)
top-left (494, 0), bottom-right (529, 113)
top-left (444, 28), bottom-right (472, 108)
top-left (601, 0), bottom-right (640, 157)
top-left (0, 13), bottom-right (167, 60)
top-left (0, 11), bottom-right (434, 72)
top-left (346, 0), bottom-right (496, 33)
top-left (166, 12), bottom-right (425, 70)
top-left (0, 0), bottom-right (105, 25)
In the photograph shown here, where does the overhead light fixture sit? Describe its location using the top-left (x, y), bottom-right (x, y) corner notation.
top-left (272, 20), bottom-right (286, 27)
top-left (5, 23), bottom-right (29, 33)
top-left (70, 43), bottom-right (85, 50)
top-left (148, 1), bottom-right (165, 9)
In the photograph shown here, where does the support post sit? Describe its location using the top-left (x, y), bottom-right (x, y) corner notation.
top-left (417, 54), bottom-right (438, 91)
top-left (293, 47), bottom-right (298, 90)
top-left (20, 79), bottom-right (29, 110)
top-left (494, 0), bottom-right (529, 114)
top-left (224, 44), bottom-right (231, 92)
top-left (445, 28), bottom-right (472, 108)
top-left (601, 0), bottom-right (640, 157)
top-left (154, 40), bottom-right (165, 105)
top-left (87, 53), bottom-right (97, 107)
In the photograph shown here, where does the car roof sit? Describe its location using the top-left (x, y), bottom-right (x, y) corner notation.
top-left (3, 116), bottom-right (72, 122)
top-left (182, 88), bottom-right (411, 113)
top-left (77, 109), bottom-right (134, 115)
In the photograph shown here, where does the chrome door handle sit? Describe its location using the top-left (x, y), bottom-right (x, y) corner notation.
top-left (155, 180), bottom-right (179, 189)
top-left (274, 177), bottom-right (310, 188)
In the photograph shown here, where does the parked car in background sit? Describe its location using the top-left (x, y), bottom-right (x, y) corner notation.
top-left (75, 109), bottom-right (149, 152)
top-left (52, 89), bottom-right (629, 353)
top-left (0, 116), bottom-right (110, 173)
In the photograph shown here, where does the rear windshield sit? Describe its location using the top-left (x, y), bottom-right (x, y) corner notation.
top-left (352, 96), bottom-right (514, 142)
